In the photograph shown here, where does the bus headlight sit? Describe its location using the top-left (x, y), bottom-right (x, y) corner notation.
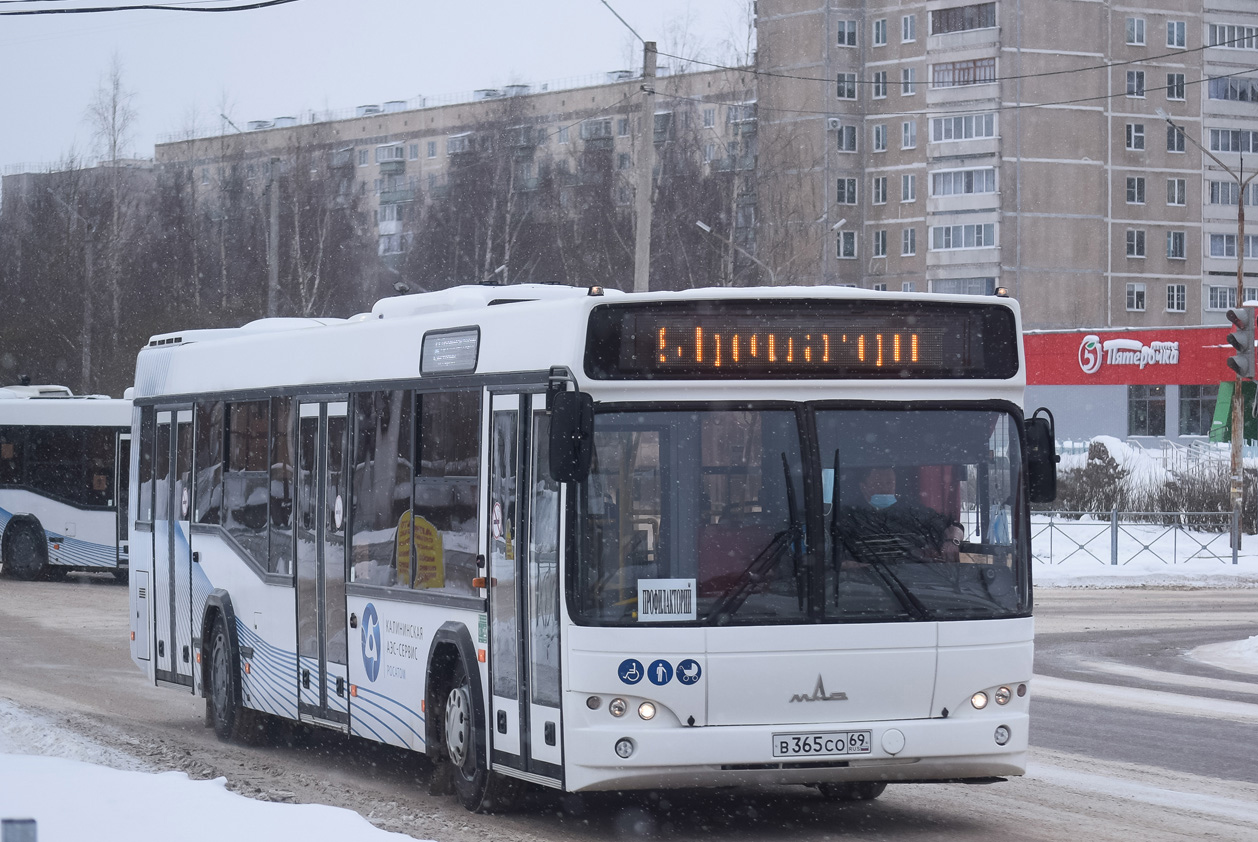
top-left (609, 698), bottom-right (627, 717)
top-left (638, 702), bottom-right (656, 720)
top-left (995, 686), bottom-right (1012, 705)
top-left (971, 691), bottom-right (989, 710)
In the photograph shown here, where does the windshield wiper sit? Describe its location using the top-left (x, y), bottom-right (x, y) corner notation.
top-left (706, 454), bottom-right (806, 624)
top-left (829, 448), bottom-right (932, 621)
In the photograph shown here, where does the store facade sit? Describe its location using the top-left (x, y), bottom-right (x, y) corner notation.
top-left (1024, 326), bottom-right (1231, 445)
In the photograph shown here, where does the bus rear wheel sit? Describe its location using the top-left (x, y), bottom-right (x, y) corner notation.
top-left (207, 613), bottom-right (267, 744)
top-left (3, 521), bottom-right (48, 581)
top-left (444, 659), bottom-right (520, 813)
top-left (816, 781), bottom-right (887, 801)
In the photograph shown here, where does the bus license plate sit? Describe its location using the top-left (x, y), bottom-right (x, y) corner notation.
top-left (772, 731), bottom-right (872, 758)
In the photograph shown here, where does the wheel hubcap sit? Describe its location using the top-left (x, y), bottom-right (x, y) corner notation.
top-left (445, 684), bottom-right (472, 770)
top-left (212, 637), bottom-right (228, 718)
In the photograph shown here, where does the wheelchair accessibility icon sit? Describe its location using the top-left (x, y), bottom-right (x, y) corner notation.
top-left (618, 658), bottom-right (644, 685)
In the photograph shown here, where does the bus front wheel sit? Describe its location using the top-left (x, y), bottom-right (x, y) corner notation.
top-left (444, 659), bottom-right (520, 813)
top-left (3, 520), bottom-right (48, 581)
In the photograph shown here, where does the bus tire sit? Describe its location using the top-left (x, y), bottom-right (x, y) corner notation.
top-left (207, 612), bottom-right (267, 744)
top-left (816, 781), bottom-right (887, 802)
top-left (444, 658), bottom-right (520, 813)
top-left (3, 519), bottom-right (48, 581)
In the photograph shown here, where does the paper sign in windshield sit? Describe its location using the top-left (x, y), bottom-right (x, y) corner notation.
top-left (637, 578), bottom-right (697, 622)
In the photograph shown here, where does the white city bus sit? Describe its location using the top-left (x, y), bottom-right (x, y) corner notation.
top-left (1, 383), bottom-right (132, 581)
top-left (127, 284), bottom-right (1057, 811)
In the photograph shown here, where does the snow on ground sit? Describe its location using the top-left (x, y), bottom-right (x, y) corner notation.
top-left (0, 700), bottom-right (426, 842)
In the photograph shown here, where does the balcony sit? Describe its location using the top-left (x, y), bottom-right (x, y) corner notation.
top-left (379, 160), bottom-right (406, 176)
top-left (380, 188), bottom-right (415, 204)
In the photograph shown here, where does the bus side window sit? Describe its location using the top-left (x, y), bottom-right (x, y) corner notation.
top-left (270, 396), bottom-right (296, 576)
top-left (137, 407), bottom-right (154, 524)
top-left (194, 401), bottom-right (224, 525)
top-left (350, 390), bottom-right (413, 587)
top-left (224, 400), bottom-right (270, 565)
top-left (413, 390), bottom-right (480, 596)
top-left (0, 425), bottom-right (25, 486)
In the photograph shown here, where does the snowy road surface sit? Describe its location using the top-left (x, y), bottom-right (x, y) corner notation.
top-left (0, 574), bottom-right (1256, 841)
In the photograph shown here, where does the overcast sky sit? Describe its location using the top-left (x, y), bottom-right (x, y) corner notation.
top-left (0, 0), bottom-right (750, 171)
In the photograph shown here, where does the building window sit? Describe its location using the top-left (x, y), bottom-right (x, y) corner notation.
top-left (1126, 282), bottom-right (1147, 311)
top-left (1167, 283), bottom-right (1187, 313)
top-left (447, 134), bottom-right (471, 155)
top-left (902, 120), bottom-right (917, 149)
top-left (703, 107), bottom-right (715, 128)
top-left (1126, 70), bottom-right (1145, 98)
top-left (1126, 123), bottom-right (1145, 150)
top-left (617, 152), bottom-right (631, 170)
top-left (837, 125), bottom-right (857, 151)
top-left (932, 277), bottom-right (996, 295)
top-left (931, 167), bottom-right (996, 196)
top-left (1126, 176), bottom-right (1146, 204)
top-left (703, 142), bottom-right (716, 162)
top-left (617, 117), bottom-right (630, 137)
top-left (873, 124), bottom-right (887, 152)
top-left (1210, 233), bottom-right (1237, 258)
top-left (873, 71), bottom-right (887, 99)
top-left (581, 118), bottom-right (613, 140)
top-left (1126, 229), bottom-right (1146, 257)
top-left (427, 140), bottom-right (437, 158)
top-left (1167, 20), bottom-right (1186, 48)
top-left (872, 283), bottom-right (888, 292)
top-left (931, 3), bottom-right (996, 35)
top-left (1166, 125), bottom-right (1185, 153)
top-left (902, 228), bottom-right (917, 256)
top-left (932, 58), bottom-right (996, 88)
top-left (558, 126), bottom-right (570, 144)
top-left (1126, 17), bottom-right (1145, 46)
top-left (902, 14), bottom-right (916, 42)
top-left (408, 143), bottom-right (419, 160)
top-left (837, 177), bottom-right (858, 204)
top-left (873, 176), bottom-right (888, 204)
top-left (902, 174), bottom-right (917, 202)
top-left (1209, 181), bottom-right (1258, 205)
top-left (1209, 128), bottom-right (1258, 153)
top-left (837, 73), bottom-right (858, 99)
top-left (1180, 385), bottom-right (1219, 435)
top-left (1208, 285), bottom-right (1258, 310)
top-left (1166, 73), bottom-right (1186, 100)
top-left (901, 67), bottom-right (917, 95)
top-left (930, 223), bottom-right (996, 250)
top-left (1128, 385), bottom-right (1166, 437)
top-left (931, 113), bottom-right (995, 141)
top-left (873, 230), bottom-right (888, 257)
top-left (873, 18), bottom-right (887, 46)
top-left (1167, 231), bottom-right (1186, 259)
top-left (1167, 178), bottom-right (1187, 206)
top-left (837, 230), bottom-right (857, 258)
top-left (1208, 24), bottom-right (1258, 50)
top-left (837, 19), bottom-right (857, 46)
top-left (357, 149), bottom-right (368, 166)
top-left (902, 282), bottom-right (916, 291)
top-left (1208, 77), bottom-right (1258, 102)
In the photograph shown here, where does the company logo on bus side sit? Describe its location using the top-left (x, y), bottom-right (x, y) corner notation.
top-left (361, 603), bottom-right (381, 682)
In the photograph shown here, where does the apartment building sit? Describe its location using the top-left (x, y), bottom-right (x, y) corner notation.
top-left (755, 0), bottom-right (1258, 330)
top-left (153, 66), bottom-right (754, 261)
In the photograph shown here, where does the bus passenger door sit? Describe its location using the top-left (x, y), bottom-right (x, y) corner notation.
top-left (487, 393), bottom-right (563, 785)
top-left (296, 400), bottom-right (350, 729)
top-left (154, 410), bottom-right (194, 689)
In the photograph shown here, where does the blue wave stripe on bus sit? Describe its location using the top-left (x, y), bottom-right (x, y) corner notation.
top-left (237, 624), bottom-right (299, 718)
top-left (0, 507), bottom-right (12, 534)
top-left (46, 533), bottom-right (117, 567)
top-left (351, 690), bottom-right (424, 743)
top-left (355, 686), bottom-right (426, 726)
top-left (347, 700), bottom-right (407, 747)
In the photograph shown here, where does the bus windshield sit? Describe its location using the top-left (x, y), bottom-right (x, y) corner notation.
top-left (568, 406), bottom-right (1027, 626)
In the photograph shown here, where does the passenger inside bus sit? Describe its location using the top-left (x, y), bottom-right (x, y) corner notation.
top-left (839, 466), bottom-right (965, 564)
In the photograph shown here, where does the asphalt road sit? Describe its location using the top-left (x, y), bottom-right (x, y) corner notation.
top-left (1, 576), bottom-right (1256, 841)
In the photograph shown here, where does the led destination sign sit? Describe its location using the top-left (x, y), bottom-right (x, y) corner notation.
top-left (585, 300), bottom-right (1018, 380)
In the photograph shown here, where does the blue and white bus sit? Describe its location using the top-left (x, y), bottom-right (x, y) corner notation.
top-left (127, 284), bottom-right (1056, 811)
top-left (1, 384), bottom-right (132, 581)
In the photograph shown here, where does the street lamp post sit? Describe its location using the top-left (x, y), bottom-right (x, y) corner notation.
top-left (1159, 110), bottom-right (1258, 548)
top-left (695, 218), bottom-right (847, 286)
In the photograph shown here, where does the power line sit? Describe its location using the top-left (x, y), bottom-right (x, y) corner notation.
top-left (0, 0), bottom-right (300, 14)
top-left (596, 0), bottom-right (643, 45)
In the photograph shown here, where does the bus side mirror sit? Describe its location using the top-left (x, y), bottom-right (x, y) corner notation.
top-left (550, 390), bottom-right (593, 483)
top-left (1026, 408), bottom-right (1059, 503)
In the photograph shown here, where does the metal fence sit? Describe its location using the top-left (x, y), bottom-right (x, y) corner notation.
top-left (1031, 510), bottom-right (1241, 565)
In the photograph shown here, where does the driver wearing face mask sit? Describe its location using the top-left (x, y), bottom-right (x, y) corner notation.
top-left (843, 466), bottom-right (962, 562)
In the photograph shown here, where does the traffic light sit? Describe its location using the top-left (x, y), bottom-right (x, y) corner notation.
top-left (1226, 306), bottom-right (1256, 379)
